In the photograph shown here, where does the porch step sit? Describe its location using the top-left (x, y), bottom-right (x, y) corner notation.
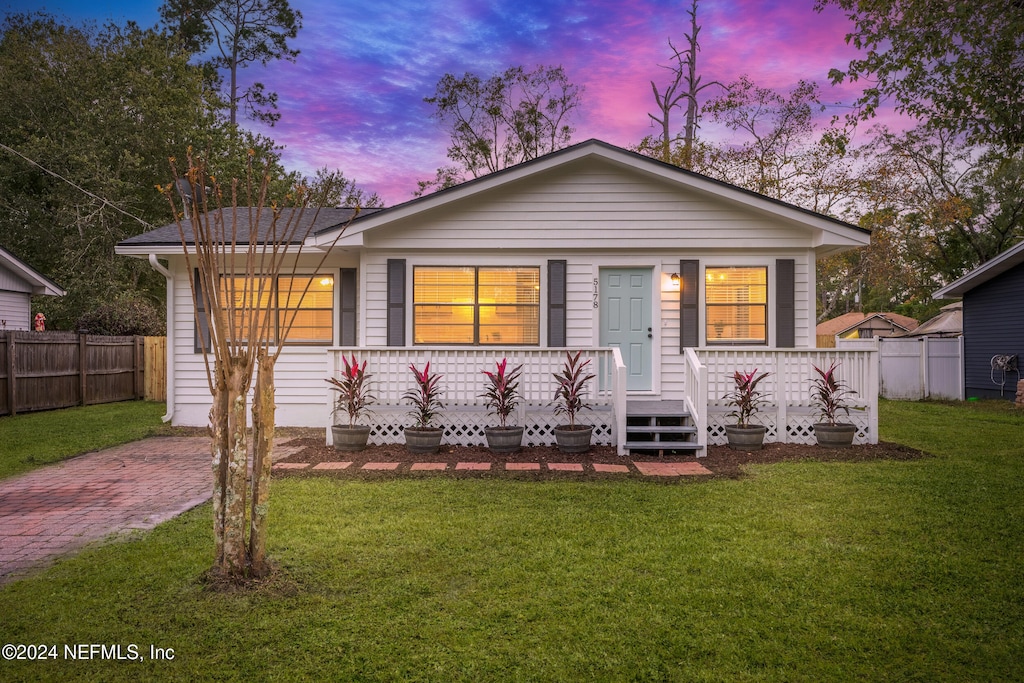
top-left (625, 400), bottom-right (703, 455)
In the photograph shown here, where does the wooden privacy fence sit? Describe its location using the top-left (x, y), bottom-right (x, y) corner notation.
top-left (0, 331), bottom-right (155, 416)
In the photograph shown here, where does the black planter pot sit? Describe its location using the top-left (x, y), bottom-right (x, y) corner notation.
top-left (332, 424), bottom-right (371, 452)
top-left (405, 427), bottom-right (443, 454)
top-left (725, 424), bottom-right (767, 451)
top-left (813, 422), bottom-right (857, 448)
top-left (553, 425), bottom-right (593, 453)
top-left (485, 426), bottom-right (524, 454)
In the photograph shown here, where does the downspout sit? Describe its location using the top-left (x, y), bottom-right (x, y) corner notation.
top-left (148, 254), bottom-right (175, 423)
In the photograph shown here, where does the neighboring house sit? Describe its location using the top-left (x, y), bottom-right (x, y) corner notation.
top-left (934, 240), bottom-right (1024, 400)
top-left (816, 311), bottom-right (919, 342)
top-left (0, 246), bottom-right (66, 330)
top-left (116, 139), bottom-right (878, 452)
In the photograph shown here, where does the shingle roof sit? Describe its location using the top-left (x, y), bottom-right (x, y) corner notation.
top-left (118, 207), bottom-right (374, 248)
top-left (816, 312), bottom-right (920, 337)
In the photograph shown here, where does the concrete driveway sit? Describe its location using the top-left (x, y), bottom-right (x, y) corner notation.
top-left (0, 437), bottom-right (213, 584)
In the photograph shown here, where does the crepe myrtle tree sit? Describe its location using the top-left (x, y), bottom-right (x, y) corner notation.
top-left (160, 149), bottom-right (352, 580)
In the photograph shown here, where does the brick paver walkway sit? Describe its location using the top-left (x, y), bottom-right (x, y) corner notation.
top-left (0, 437), bottom-right (212, 583)
top-left (1, 437), bottom-right (711, 583)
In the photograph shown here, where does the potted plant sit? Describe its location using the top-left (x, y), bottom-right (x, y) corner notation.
top-left (551, 350), bottom-right (596, 453)
top-left (723, 368), bottom-right (771, 451)
top-left (480, 358), bottom-right (525, 453)
top-left (403, 362), bottom-right (445, 454)
top-left (324, 355), bottom-right (376, 452)
top-left (810, 361), bottom-right (858, 447)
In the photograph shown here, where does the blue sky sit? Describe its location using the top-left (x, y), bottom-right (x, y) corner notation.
top-left (2, 0), bottom-right (898, 204)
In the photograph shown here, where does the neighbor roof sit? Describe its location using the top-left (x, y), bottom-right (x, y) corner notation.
top-left (0, 245), bottom-right (66, 296)
top-left (816, 311), bottom-right (919, 337)
top-left (895, 302), bottom-right (962, 337)
top-left (933, 240), bottom-right (1024, 298)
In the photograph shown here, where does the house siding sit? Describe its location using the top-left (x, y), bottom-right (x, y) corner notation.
top-left (962, 263), bottom-right (1024, 399)
top-left (0, 290), bottom-right (30, 330)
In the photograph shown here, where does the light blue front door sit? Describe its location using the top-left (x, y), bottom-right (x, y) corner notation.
top-left (600, 268), bottom-right (653, 391)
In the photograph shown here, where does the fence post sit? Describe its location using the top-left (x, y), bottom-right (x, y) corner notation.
top-left (79, 334), bottom-right (88, 406)
top-left (7, 331), bottom-right (16, 416)
top-left (134, 336), bottom-right (144, 399)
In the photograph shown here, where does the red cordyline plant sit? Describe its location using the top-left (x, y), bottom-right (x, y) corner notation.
top-left (404, 362), bottom-right (445, 429)
top-left (724, 368), bottom-right (771, 428)
top-left (325, 355), bottom-right (376, 428)
top-left (480, 358), bottom-right (524, 428)
top-left (810, 361), bottom-right (857, 425)
top-left (552, 350), bottom-right (596, 429)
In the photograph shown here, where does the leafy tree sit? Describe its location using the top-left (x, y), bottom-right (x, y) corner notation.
top-left (303, 167), bottom-right (383, 209)
top-left (0, 13), bottom-right (288, 330)
top-left (422, 65), bottom-right (583, 189)
top-left (816, 0), bottom-right (1024, 151)
top-left (159, 0), bottom-right (302, 126)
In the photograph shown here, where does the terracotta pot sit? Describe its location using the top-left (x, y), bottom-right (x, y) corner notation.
top-left (485, 426), bottom-right (524, 454)
top-left (725, 424), bottom-right (767, 451)
top-left (553, 425), bottom-right (593, 453)
top-left (331, 424), bottom-right (371, 452)
top-left (405, 427), bottom-right (443, 454)
top-left (813, 422), bottom-right (857, 448)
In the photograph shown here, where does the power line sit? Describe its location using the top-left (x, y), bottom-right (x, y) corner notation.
top-left (0, 141), bottom-right (156, 230)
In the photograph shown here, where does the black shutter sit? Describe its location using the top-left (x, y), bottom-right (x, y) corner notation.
top-left (193, 269), bottom-right (211, 353)
top-left (776, 259), bottom-right (795, 348)
top-left (679, 259), bottom-right (699, 350)
top-left (548, 260), bottom-right (567, 347)
top-left (386, 259), bottom-right (406, 346)
top-left (338, 268), bottom-right (357, 346)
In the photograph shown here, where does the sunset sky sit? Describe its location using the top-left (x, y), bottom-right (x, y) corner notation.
top-left (2, 0), bottom-right (902, 204)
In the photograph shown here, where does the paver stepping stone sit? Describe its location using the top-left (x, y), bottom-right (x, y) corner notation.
top-left (455, 462), bottom-right (491, 470)
top-left (312, 462), bottom-right (353, 470)
top-left (272, 462), bottom-right (310, 470)
top-left (592, 463), bottom-right (630, 473)
top-left (547, 463), bottom-right (584, 472)
top-left (362, 462), bottom-right (400, 470)
top-left (505, 462), bottom-right (541, 471)
top-left (410, 462), bottom-right (448, 471)
top-left (633, 461), bottom-right (711, 476)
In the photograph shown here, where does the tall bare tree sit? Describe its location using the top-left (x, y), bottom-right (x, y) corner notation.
top-left (162, 152), bottom-right (351, 579)
top-left (646, 0), bottom-right (722, 167)
top-left (160, 0), bottom-right (302, 126)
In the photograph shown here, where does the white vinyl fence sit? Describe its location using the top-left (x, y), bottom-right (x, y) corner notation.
top-left (876, 336), bottom-right (964, 400)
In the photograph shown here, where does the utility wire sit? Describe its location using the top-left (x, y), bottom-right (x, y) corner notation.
top-left (0, 141), bottom-right (156, 230)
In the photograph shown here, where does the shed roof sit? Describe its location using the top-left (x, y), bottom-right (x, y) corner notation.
top-left (895, 302), bottom-right (962, 337)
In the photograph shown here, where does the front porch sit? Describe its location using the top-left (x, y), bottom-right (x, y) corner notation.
top-left (325, 345), bottom-right (880, 456)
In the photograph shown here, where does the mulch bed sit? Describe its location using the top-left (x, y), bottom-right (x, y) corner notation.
top-left (274, 436), bottom-right (928, 481)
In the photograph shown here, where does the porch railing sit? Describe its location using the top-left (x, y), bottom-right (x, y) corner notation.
top-left (688, 345), bottom-right (880, 445)
top-left (327, 347), bottom-right (627, 452)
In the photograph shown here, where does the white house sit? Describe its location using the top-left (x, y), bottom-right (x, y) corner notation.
top-left (117, 140), bottom-right (878, 454)
top-left (0, 245), bottom-right (66, 330)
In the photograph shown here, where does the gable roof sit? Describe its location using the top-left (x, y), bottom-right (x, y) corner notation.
top-left (933, 240), bottom-right (1024, 299)
top-left (311, 139), bottom-right (870, 253)
top-left (116, 207), bottom-right (371, 254)
top-left (0, 245), bottom-right (66, 296)
top-left (816, 311), bottom-right (919, 337)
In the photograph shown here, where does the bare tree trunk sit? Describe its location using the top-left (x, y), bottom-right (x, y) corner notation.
top-left (210, 369), bottom-right (229, 568)
top-left (249, 350), bottom-right (275, 576)
top-left (222, 358), bottom-right (249, 575)
top-left (682, 2), bottom-right (700, 169)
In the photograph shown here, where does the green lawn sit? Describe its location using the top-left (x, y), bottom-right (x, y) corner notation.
top-left (0, 401), bottom-right (167, 479)
top-left (0, 399), bottom-right (1021, 681)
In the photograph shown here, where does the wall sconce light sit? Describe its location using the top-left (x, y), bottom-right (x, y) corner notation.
top-left (669, 272), bottom-right (680, 289)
